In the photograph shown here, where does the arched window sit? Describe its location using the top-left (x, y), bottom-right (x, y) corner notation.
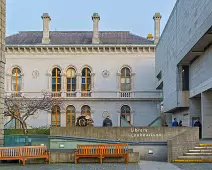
top-left (120, 67), bottom-right (131, 91)
top-left (81, 68), bottom-right (91, 92)
top-left (121, 105), bottom-right (131, 124)
top-left (81, 105), bottom-right (91, 116)
top-left (12, 68), bottom-right (22, 92)
top-left (66, 105), bottom-right (76, 126)
top-left (66, 68), bottom-right (76, 92)
top-left (51, 106), bottom-right (60, 127)
top-left (52, 68), bottom-right (61, 92)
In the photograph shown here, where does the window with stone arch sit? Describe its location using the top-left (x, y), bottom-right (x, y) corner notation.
top-left (66, 105), bottom-right (76, 126)
top-left (52, 67), bottom-right (61, 92)
top-left (120, 105), bottom-right (131, 124)
top-left (120, 67), bottom-right (131, 91)
top-left (81, 67), bottom-right (91, 92)
top-left (11, 67), bottom-right (22, 92)
top-left (66, 67), bottom-right (76, 92)
top-left (51, 105), bottom-right (61, 127)
top-left (81, 105), bottom-right (91, 116)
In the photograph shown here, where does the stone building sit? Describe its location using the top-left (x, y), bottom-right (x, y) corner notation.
top-left (5, 12), bottom-right (162, 128)
top-left (156, 0), bottom-right (212, 138)
top-left (0, 0), bottom-right (6, 146)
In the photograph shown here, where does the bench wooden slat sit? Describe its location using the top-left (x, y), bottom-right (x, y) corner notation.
top-left (75, 144), bottom-right (129, 164)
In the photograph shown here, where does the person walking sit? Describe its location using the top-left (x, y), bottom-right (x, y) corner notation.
top-left (194, 118), bottom-right (202, 139)
top-left (179, 120), bottom-right (183, 127)
top-left (172, 118), bottom-right (178, 127)
top-left (103, 116), bottom-right (113, 127)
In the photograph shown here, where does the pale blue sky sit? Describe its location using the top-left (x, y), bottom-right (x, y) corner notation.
top-left (6, 0), bottom-right (176, 37)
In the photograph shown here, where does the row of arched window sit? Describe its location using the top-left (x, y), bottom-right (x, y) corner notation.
top-left (52, 104), bottom-right (131, 127)
top-left (11, 66), bottom-right (132, 93)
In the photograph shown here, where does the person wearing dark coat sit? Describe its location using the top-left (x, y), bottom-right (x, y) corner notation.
top-left (103, 116), bottom-right (113, 127)
top-left (194, 118), bottom-right (202, 139)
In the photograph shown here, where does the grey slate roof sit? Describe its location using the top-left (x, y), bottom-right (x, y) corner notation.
top-left (6, 31), bottom-right (154, 45)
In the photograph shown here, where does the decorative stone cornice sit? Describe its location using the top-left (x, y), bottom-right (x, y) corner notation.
top-left (5, 45), bottom-right (156, 55)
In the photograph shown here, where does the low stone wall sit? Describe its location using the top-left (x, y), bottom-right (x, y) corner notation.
top-left (167, 127), bottom-right (199, 162)
top-left (50, 152), bottom-right (139, 163)
top-left (50, 127), bottom-right (194, 142)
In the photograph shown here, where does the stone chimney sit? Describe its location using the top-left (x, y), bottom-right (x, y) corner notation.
top-left (153, 13), bottom-right (162, 44)
top-left (41, 13), bottom-right (51, 44)
top-left (147, 34), bottom-right (154, 40)
top-left (92, 13), bottom-right (100, 44)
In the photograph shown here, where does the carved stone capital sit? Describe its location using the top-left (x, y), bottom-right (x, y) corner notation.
top-left (90, 73), bottom-right (95, 76)
top-left (60, 73), bottom-right (66, 77)
top-left (76, 73), bottom-right (82, 77)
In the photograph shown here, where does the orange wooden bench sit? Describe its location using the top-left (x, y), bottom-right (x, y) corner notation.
top-left (75, 144), bottom-right (129, 164)
top-left (0, 146), bottom-right (50, 166)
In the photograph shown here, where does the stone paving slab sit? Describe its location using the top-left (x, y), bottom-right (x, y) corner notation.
top-left (139, 161), bottom-right (182, 170)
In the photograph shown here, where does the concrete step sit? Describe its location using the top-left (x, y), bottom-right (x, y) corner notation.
top-left (200, 144), bottom-right (212, 147)
top-left (194, 146), bottom-right (212, 149)
top-left (189, 149), bottom-right (212, 153)
top-left (178, 155), bottom-right (212, 160)
top-left (184, 153), bottom-right (212, 156)
top-left (172, 159), bottom-right (212, 163)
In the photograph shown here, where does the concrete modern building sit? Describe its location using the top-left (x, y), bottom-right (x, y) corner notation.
top-left (156, 0), bottom-right (212, 138)
top-left (5, 13), bottom-right (162, 129)
top-left (0, 0), bottom-right (6, 146)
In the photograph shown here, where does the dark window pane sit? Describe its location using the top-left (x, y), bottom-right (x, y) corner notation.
top-left (82, 69), bottom-right (86, 76)
top-left (82, 78), bottom-right (86, 84)
top-left (126, 68), bottom-right (130, 76)
top-left (58, 84), bottom-right (61, 91)
top-left (58, 78), bottom-right (61, 84)
top-left (121, 68), bottom-right (125, 76)
top-left (81, 84), bottom-right (86, 91)
top-left (67, 84), bottom-right (71, 91)
top-left (52, 68), bottom-right (56, 76)
top-left (72, 84), bottom-right (76, 91)
top-left (52, 84), bottom-right (56, 91)
top-left (52, 78), bottom-right (56, 84)
top-left (87, 78), bottom-right (91, 84)
top-left (72, 78), bottom-right (76, 84)
top-left (126, 84), bottom-right (131, 91)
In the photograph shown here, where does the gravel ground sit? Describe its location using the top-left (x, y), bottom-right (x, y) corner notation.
top-left (174, 163), bottom-right (212, 170)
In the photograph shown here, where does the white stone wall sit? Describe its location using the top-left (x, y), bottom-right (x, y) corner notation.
top-left (5, 51), bottom-right (161, 127)
top-left (5, 53), bottom-right (156, 93)
top-left (155, 0), bottom-right (212, 112)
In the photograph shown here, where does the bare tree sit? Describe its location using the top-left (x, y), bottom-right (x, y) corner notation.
top-left (4, 92), bottom-right (62, 133)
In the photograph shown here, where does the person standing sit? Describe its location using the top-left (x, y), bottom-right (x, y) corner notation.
top-left (172, 118), bottom-right (178, 127)
top-left (194, 118), bottom-right (202, 139)
top-left (103, 116), bottom-right (113, 127)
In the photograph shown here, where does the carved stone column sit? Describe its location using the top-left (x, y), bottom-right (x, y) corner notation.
top-left (116, 73), bottom-right (121, 97)
top-left (90, 73), bottom-right (95, 97)
top-left (76, 73), bottom-right (81, 97)
top-left (90, 73), bottom-right (95, 90)
top-left (131, 73), bottom-right (136, 97)
top-left (21, 73), bottom-right (24, 92)
top-left (60, 73), bottom-right (66, 97)
top-left (117, 111), bottom-right (121, 127)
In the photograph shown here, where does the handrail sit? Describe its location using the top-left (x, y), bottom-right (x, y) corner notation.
top-left (148, 116), bottom-right (161, 127)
